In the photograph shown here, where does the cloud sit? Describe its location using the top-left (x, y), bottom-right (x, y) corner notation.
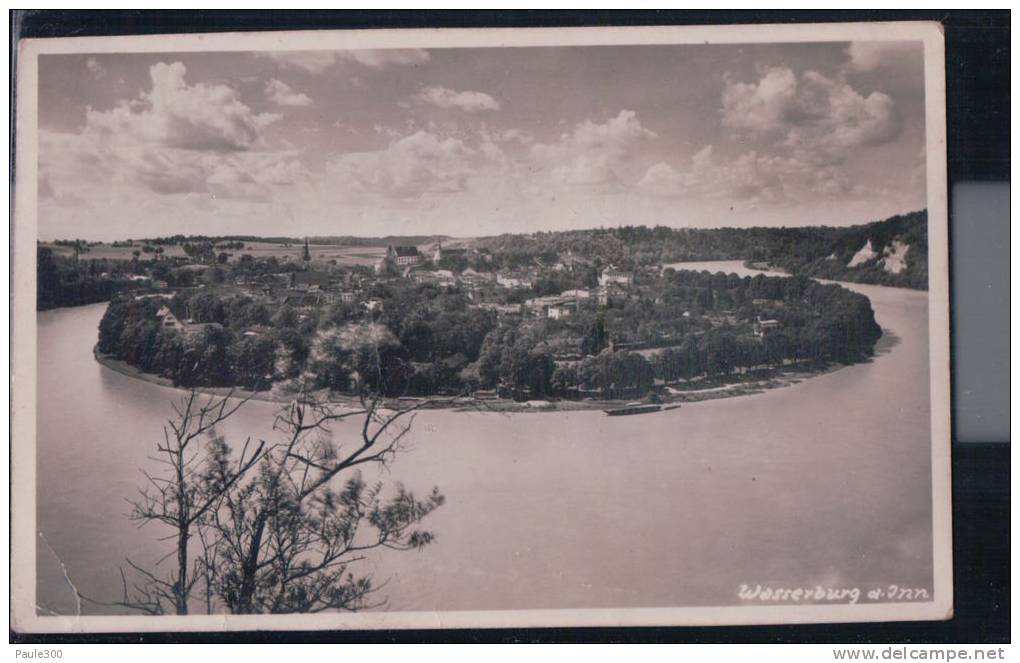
top-left (722, 67), bottom-right (901, 159)
top-left (86, 57), bottom-right (106, 80)
top-left (258, 49), bottom-right (430, 73)
top-left (86, 61), bottom-right (280, 152)
top-left (418, 86), bottom-right (500, 112)
top-left (344, 49), bottom-right (430, 69)
top-left (40, 61), bottom-right (308, 204)
top-left (265, 78), bottom-right (313, 107)
top-left (639, 143), bottom-right (864, 204)
top-left (846, 41), bottom-right (920, 72)
top-left (638, 161), bottom-right (690, 197)
top-left (494, 128), bottom-right (533, 144)
top-left (529, 110), bottom-right (656, 187)
top-left (721, 67), bottom-right (798, 136)
top-left (784, 71), bottom-right (901, 155)
top-left (325, 130), bottom-right (478, 199)
top-left (135, 149), bottom-right (208, 195)
top-left (258, 51), bottom-right (337, 74)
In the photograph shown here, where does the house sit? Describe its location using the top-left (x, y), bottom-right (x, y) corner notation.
top-left (413, 269), bottom-right (446, 281)
top-left (524, 294), bottom-right (566, 317)
top-left (387, 245), bottom-right (421, 267)
top-left (459, 268), bottom-right (494, 288)
top-left (283, 293), bottom-right (322, 313)
top-left (471, 248), bottom-right (493, 264)
top-left (432, 242), bottom-right (468, 263)
top-left (559, 288), bottom-right (591, 301)
top-left (155, 306), bottom-right (185, 333)
top-left (598, 265), bottom-right (635, 287)
top-left (158, 305), bottom-right (223, 337)
top-left (339, 291), bottom-right (356, 304)
top-left (414, 270), bottom-right (459, 288)
top-left (754, 317), bottom-right (781, 338)
top-left (472, 302), bottom-right (522, 316)
top-left (547, 302), bottom-right (576, 320)
top-left (496, 272), bottom-right (535, 289)
top-left (242, 324), bottom-right (273, 337)
top-left (376, 245), bottom-right (421, 275)
top-left (597, 282), bottom-right (630, 306)
top-left (553, 252), bottom-right (590, 272)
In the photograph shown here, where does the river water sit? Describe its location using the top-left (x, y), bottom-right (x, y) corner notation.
top-left (35, 261), bottom-right (933, 615)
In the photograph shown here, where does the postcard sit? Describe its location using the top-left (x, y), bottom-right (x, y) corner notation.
top-left (11, 20), bottom-right (951, 632)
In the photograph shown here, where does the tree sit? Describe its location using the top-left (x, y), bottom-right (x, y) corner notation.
top-left (581, 313), bottom-right (608, 356)
top-left (101, 391), bottom-right (264, 615)
top-left (229, 335), bottom-right (277, 390)
top-left (703, 330), bottom-right (738, 376)
top-left (98, 388), bottom-right (455, 615)
top-left (202, 394), bottom-right (447, 613)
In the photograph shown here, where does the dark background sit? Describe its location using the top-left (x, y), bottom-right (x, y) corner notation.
top-left (10, 9), bottom-right (1009, 644)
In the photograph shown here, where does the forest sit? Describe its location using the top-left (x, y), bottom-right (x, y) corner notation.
top-left (37, 247), bottom-right (151, 310)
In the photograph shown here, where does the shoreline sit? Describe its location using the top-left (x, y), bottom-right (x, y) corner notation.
top-left (93, 347), bottom-right (850, 414)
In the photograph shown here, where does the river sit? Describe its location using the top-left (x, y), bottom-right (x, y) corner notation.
top-left (35, 261), bottom-right (933, 615)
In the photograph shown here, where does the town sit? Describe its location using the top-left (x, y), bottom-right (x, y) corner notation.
top-left (38, 228), bottom-right (885, 407)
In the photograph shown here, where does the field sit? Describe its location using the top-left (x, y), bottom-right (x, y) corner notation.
top-left (41, 241), bottom-right (389, 267)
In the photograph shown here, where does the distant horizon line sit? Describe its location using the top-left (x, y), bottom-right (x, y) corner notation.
top-left (37, 208), bottom-right (927, 244)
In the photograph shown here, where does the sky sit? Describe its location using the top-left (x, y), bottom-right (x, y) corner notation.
top-left (36, 40), bottom-right (927, 241)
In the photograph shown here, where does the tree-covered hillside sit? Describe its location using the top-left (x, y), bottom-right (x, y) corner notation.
top-left (472, 210), bottom-right (928, 290)
top-left (752, 211), bottom-right (928, 289)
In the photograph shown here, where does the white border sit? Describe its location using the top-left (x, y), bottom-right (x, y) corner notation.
top-left (11, 21), bottom-right (952, 633)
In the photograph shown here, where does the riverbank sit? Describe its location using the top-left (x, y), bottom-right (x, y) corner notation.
top-left (94, 346), bottom-right (849, 414)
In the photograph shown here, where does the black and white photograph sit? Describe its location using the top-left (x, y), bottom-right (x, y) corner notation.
top-left (11, 21), bottom-right (951, 632)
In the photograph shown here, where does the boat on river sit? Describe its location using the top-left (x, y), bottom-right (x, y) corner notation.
top-left (604, 403), bottom-right (663, 416)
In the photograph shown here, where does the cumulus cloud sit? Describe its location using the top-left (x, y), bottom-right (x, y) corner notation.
top-left (43, 122), bottom-right (307, 201)
top-left (721, 67), bottom-right (798, 136)
top-left (39, 62), bottom-right (307, 204)
top-left (325, 130), bottom-right (478, 199)
top-left (722, 67), bottom-right (901, 162)
top-left (530, 110), bottom-right (656, 187)
top-left (637, 161), bottom-right (686, 197)
top-left (85, 61), bottom-right (280, 152)
top-left (418, 86), bottom-right (500, 112)
top-left (638, 147), bottom-right (715, 197)
top-left (793, 72), bottom-right (900, 149)
top-left (639, 143), bottom-right (863, 204)
top-left (258, 48), bottom-right (430, 73)
top-left (264, 78), bottom-right (313, 107)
